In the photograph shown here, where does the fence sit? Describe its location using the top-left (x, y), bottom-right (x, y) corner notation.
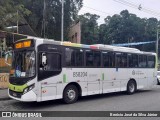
top-left (0, 73), bottom-right (9, 88)
top-left (0, 47), bottom-right (11, 88)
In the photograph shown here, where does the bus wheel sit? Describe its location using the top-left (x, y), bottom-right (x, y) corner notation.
top-left (127, 80), bottom-right (136, 95)
top-left (157, 79), bottom-right (160, 85)
top-left (63, 85), bottom-right (78, 104)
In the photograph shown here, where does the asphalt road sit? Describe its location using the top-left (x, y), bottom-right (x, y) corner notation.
top-left (1, 85), bottom-right (160, 120)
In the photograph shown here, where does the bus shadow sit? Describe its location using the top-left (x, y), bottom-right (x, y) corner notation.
top-left (11, 89), bottom-right (153, 110)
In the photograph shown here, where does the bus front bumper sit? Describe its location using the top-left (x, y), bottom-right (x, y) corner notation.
top-left (8, 89), bottom-right (37, 102)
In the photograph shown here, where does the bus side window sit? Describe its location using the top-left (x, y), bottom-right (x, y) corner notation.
top-left (40, 53), bottom-right (61, 71)
top-left (116, 52), bottom-right (122, 68)
top-left (86, 51), bottom-right (93, 67)
top-left (65, 48), bottom-right (84, 67)
top-left (121, 53), bottom-right (127, 68)
top-left (65, 48), bottom-right (73, 66)
top-left (128, 54), bottom-right (138, 68)
top-left (73, 49), bottom-right (84, 67)
top-left (139, 55), bottom-right (147, 68)
top-left (38, 52), bottom-right (61, 81)
top-left (93, 51), bottom-right (101, 67)
top-left (128, 54), bottom-right (133, 67)
top-left (132, 54), bottom-right (138, 68)
top-left (102, 52), bottom-right (109, 67)
top-left (102, 52), bottom-right (115, 68)
top-left (147, 55), bottom-right (155, 68)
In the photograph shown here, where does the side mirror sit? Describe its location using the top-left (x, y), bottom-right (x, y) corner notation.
top-left (5, 51), bottom-right (12, 66)
top-left (42, 53), bottom-right (47, 66)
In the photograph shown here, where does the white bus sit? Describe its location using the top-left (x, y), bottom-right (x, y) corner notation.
top-left (8, 37), bottom-right (157, 103)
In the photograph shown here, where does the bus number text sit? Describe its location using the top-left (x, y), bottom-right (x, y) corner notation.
top-left (73, 72), bottom-right (87, 77)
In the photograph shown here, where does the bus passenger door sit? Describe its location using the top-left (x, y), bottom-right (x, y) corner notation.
top-left (86, 51), bottom-right (101, 95)
top-left (38, 45), bottom-right (62, 101)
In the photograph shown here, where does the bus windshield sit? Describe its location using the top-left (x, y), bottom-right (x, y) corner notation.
top-left (10, 50), bottom-right (35, 78)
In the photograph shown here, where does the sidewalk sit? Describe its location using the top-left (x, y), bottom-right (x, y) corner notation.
top-left (0, 88), bottom-right (11, 100)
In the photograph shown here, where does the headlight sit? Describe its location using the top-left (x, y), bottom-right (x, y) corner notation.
top-left (23, 84), bottom-right (35, 94)
top-left (23, 88), bottom-right (29, 94)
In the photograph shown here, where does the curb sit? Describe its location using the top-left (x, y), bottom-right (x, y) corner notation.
top-left (0, 88), bottom-right (8, 90)
top-left (0, 88), bottom-right (10, 101)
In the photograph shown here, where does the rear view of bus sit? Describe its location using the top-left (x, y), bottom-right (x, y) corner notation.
top-left (8, 39), bottom-right (37, 101)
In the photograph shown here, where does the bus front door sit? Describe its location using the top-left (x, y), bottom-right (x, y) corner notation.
top-left (38, 44), bottom-right (62, 101)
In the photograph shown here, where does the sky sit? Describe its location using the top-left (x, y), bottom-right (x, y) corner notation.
top-left (79, 0), bottom-right (160, 24)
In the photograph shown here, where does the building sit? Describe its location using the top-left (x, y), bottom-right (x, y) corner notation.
top-left (68, 21), bottom-right (81, 44)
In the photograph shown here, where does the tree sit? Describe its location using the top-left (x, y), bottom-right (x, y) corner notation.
top-left (79, 13), bottom-right (100, 44)
top-left (0, 0), bottom-right (30, 29)
top-left (22, 0), bottom-right (83, 40)
top-left (100, 10), bottom-right (159, 52)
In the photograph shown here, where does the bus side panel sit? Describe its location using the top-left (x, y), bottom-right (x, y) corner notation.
top-left (102, 68), bottom-right (116, 93)
top-left (147, 68), bottom-right (157, 87)
top-left (115, 68), bottom-right (128, 92)
top-left (87, 68), bottom-right (101, 95)
top-left (40, 74), bottom-right (63, 101)
top-left (62, 68), bottom-right (88, 96)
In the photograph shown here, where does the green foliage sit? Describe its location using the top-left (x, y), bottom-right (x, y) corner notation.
top-left (22, 0), bottom-right (83, 40)
top-left (0, 0), bottom-right (31, 29)
top-left (1, 1), bottom-right (159, 53)
top-left (79, 13), bottom-right (100, 44)
top-left (79, 10), bottom-right (160, 52)
top-left (0, 0), bottom-right (83, 41)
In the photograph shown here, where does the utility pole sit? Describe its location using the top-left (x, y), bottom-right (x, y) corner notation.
top-left (17, 10), bottom-right (19, 33)
top-left (156, 26), bottom-right (159, 61)
top-left (43, 0), bottom-right (46, 38)
top-left (61, 0), bottom-right (64, 42)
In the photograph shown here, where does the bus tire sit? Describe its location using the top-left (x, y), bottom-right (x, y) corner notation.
top-left (63, 85), bottom-right (78, 104)
top-left (127, 80), bottom-right (136, 95)
top-left (157, 79), bottom-right (160, 85)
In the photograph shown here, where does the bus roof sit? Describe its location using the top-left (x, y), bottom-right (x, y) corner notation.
top-left (23, 36), bottom-right (156, 55)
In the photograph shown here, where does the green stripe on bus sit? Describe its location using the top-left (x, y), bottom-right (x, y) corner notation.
top-left (9, 83), bottom-right (28, 92)
top-left (63, 74), bottom-right (67, 83)
top-left (102, 73), bottom-right (104, 80)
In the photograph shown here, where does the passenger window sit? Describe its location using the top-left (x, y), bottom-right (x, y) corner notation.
top-left (94, 51), bottom-right (101, 67)
top-left (86, 51), bottom-right (94, 66)
top-left (128, 54), bottom-right (138, 68)
top-left (102, 52), bottom-right (115, 67)
top-left (148, 56), bottom-right (155, 68)
top-left (121, 53), bottom-right (127, 67)
top-left (116, 53), bottom-right (122, 68)
top-left (38, 52), bottom-right (61, 81)
top-left (39, 53), bottom-right (61, 71)
top-left (65, 48), bottom-right (73, 66)
top-left (86, 50), bottom-right (101, 67)
top-left (65, 48), bottom-right (84, 67)
top-left (139, 55), bottom-right (147, 68)
top-left (71, 49), bottom-right (84, 66)
top-left (116, 53), bottom-right (127, 68)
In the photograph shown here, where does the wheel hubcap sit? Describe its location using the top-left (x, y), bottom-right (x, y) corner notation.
top-left (129, 83), bottom-right (135, 93)
top-left (67, 89), bottom-right (76, 100)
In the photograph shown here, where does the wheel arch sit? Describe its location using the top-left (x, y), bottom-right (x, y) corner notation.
top-left (127, 78), bottom-right (137, 90)
top-left (63, 82), bottom-right (82, 97)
